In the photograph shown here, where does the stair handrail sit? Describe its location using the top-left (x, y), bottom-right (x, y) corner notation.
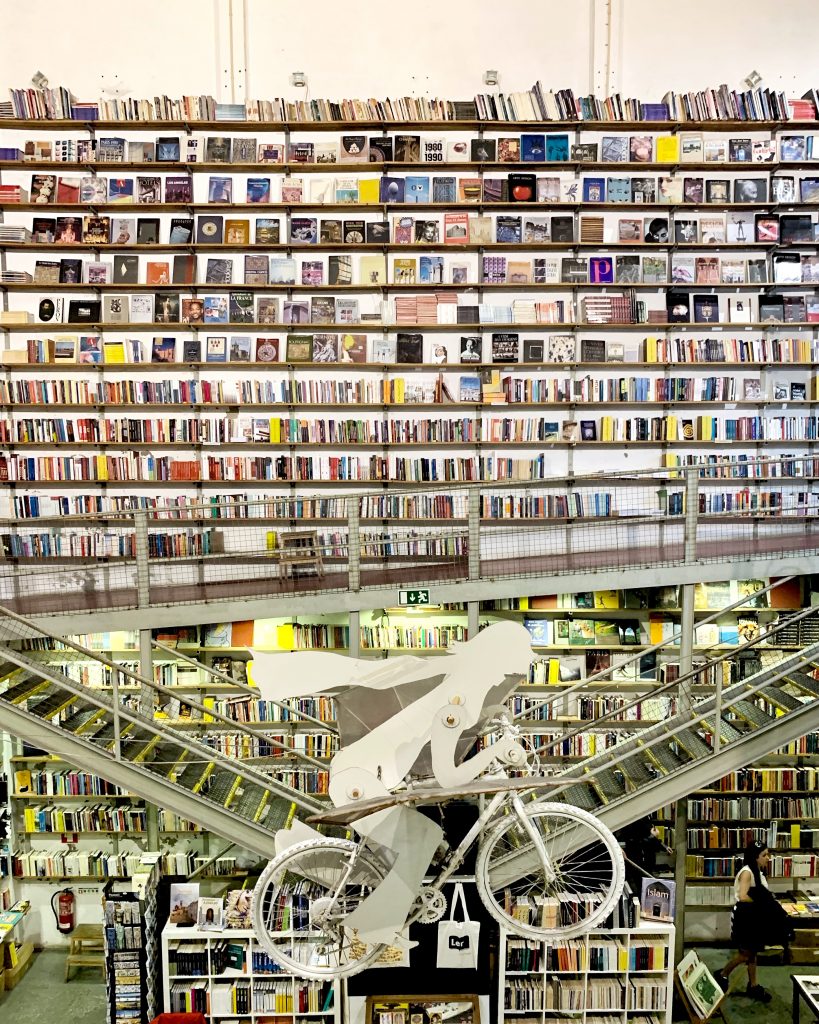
top-left (512, 576), bottom-right (797, 726)
top-left (536, 641), bottom-right (819, 800)
top-left (0, 642), bottom-right (325, 814)
top-left (525, 597), bottom-right (819, 759)
top-left (0, 604), bottom-right (331, 777)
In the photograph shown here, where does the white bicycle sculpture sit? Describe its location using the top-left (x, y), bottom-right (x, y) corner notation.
top-left (252, 713), bottom-right (625, 979)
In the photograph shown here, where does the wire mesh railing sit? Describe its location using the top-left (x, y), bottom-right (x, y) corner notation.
top-left (3, 455), bottom-right (819, 616)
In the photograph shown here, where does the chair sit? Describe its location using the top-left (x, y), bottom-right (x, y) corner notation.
top-left (64, 922), bottom-right (105, 981)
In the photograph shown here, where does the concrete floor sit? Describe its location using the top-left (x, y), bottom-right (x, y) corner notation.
top-left (0, 949), bottom-right (107, 1023)
top-left (1, 945), bottom-right (817, 1024)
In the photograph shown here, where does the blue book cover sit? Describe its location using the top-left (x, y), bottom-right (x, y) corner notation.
top-left (523, 619), bottom-right (551, 645)
top-left (590, 256), bottom-right (614, 283)
top-left (404, 176), bottom-right (430, 203)
top-left (203, 297), bottom-right (228, 323)
top-left (521, 134), bottom-right (546, 161)
top-left (108, 178), bottom-right (134, 203)
top-left (582, 177), bottom-right (606, 202)
top-left (606, 177), bottom-right (632, 203)
top-left (246, 177), bottom-right (271, 203)
top-left (545, 134), bottom-right (570, 161)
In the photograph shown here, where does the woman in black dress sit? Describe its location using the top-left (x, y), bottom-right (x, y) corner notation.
top-left (715, 840), bottom-right (773, 1003)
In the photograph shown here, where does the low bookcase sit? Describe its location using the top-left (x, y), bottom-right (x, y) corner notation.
top-left (161, 924), bottom-right (340, 1023)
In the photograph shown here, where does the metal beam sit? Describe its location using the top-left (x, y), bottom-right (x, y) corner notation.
top-left (29, 552), bottom-right (819, 636)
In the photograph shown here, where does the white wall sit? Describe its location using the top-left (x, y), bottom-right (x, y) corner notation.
top-left (616, 0), bottom-right (819, 97)
top-left (1, 0), bottom-right (818, 104)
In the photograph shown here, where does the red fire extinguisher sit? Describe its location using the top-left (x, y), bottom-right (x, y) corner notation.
top-left (51, 888), bottom-right (75, 934)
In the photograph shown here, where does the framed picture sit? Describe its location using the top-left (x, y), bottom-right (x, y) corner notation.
top-left (366, 996), bottom-right (480, 1024)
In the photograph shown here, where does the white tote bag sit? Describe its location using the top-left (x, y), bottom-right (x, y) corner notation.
top-left (436, 882), bottom-right (480, 968)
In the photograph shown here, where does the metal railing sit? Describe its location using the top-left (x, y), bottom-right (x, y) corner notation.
top-left (0, 604), bottom-right (327, 813)
top-left (2, 454), bottom-right (819, 616)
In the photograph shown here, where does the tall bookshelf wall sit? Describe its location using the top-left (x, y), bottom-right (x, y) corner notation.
top-left (2, 107), bottom-right (819, 946)
top-left (2, 116), bottom-right (819, 551)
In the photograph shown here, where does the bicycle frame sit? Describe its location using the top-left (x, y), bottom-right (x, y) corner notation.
top-left (344, 784), bottom-right (554, 928)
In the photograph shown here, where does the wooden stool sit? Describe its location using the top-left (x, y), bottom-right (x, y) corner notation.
top-left (277, 530), bottom-right (324, 579)
top-left (65, 923), bottom-right (106, 981)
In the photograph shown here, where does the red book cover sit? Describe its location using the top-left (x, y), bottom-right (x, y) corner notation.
top-left (56, 176), bottom-right (81, 203)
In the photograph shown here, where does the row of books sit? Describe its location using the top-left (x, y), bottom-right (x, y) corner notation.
top-left (11, 335), bottom-right (819, 378)
top-left (686, 853), bottom-right (819, 878)
top-left (0, 529), bottom-right (223, 560)
top-left (4, 81), bottom-right (807, 123)
top-left (15, 166), bottom-right (819, 207)
top-left (6, 377), bottom-right (819, 415)
top-left (13, 768), bottom-right (127, 797)
top-left (506, 977), bottom-right (667, 1012)
top-left (688, 796), bottom-right (819, 819)
top-left (11, 209), bottom-right (819, 254)
top-left (0, 452), bottom-right (641, 484)
top-left (30, 245), bottom-right (814, 290)
top-left (27, 408), bottom-right (819, 446)
top-left (11, 129), bottom-right (819, 166)
top-left (11, 850), bottom-right (144, 877)
top-left (705, 767), bottom-right (819, 792)
top-left (21, 803), bottom-right (147, 833)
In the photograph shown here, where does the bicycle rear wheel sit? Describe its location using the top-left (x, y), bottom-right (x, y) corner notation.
top-left (252, 837), bottom-right (388, 979)
top-left (475, 802), bottom-right (625, 940)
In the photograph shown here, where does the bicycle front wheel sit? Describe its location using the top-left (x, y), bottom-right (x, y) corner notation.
top-left (475, 802), bottom-right (625, 940)
top-left (252, 837), bottom-right (388, 979)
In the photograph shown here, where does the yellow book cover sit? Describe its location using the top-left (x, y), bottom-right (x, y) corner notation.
top-left (393, 377), bottom-right (405, 404)
top-left (358, 178), bottom-right (380, 203)
top-left (269, 418), bottom-right (281, 443)
top-left (95, 454), bottom-right (109, 481)
top-left (518, 597), bottom-right (529, 610)
top-left (665, 415), bottom-right (678, 441)
top-left (593, 590), bottom-right (620, 609)
top-left (251, 618), bottom-right (279, 650)
top-left (656, 135), bottom-right (680, 162)
top-left (358, 254), bottom-right (386, 284)
top-left (203, 696), bottom-right (215, 723)
top-left (648, 615), bottom-right (667, 646)
top-left (23, 808), bottom-right (36, 832)
top-left (265, 531), bottom-right (278, 550)
top-left (276, 623), bottom-right (295, 649)
top-left (14, 769), bottom-right (32, 794)
top-left (103, 341), bottom-right (125, 364)
top-left (7, 942), bottom-right (18, 967)
top-left (791, 824), bottom-right (801, 848)
top-left (645, 336), bottom-right (659, 363)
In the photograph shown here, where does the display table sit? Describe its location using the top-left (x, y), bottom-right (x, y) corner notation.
top-left (791, 974), bottom-right (819, 1024)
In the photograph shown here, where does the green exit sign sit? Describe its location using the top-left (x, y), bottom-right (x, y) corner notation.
top-left (399, 589), bottom-right (431, 606)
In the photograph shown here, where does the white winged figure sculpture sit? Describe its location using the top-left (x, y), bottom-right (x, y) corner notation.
top-left (248, 620), bottom-right (534, 947)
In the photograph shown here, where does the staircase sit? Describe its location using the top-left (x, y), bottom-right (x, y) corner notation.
top-left (0, 609), bottom-right (331, 859)
top-left (0, 595), bottom-right (817, 861)
top-left (526, 619), bottom-right (819, 834)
